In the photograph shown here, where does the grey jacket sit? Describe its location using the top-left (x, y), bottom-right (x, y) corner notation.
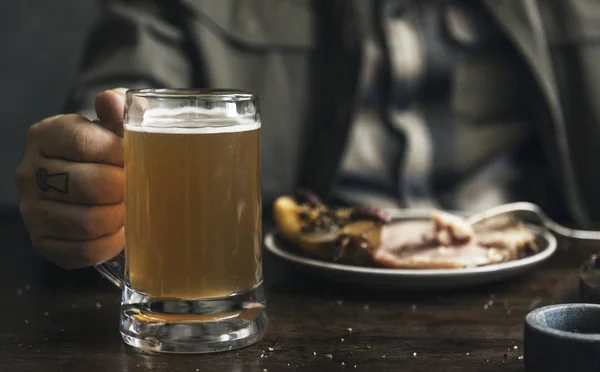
top-left (65, 0), bottom-right (600, 227)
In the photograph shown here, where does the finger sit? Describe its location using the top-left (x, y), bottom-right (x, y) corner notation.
top-left (20, 200), bottom-right (124, 241)
top-left (95, 88), bottom-right (127, 137)
top-left (29, 158), bottom-right (123, 205)
top-left (34, 114), bottom-right (123, 166)
top-left (32, 229), bottom-right (124, 269)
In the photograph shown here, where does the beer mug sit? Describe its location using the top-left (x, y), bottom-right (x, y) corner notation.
top-left (96, 89), bottom-right (267, 353)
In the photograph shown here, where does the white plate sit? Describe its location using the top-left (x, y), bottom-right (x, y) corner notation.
top-left (264, 209), bottom-right (557, 290)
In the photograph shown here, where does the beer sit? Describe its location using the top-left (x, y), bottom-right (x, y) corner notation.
top-left (123, 122), bottom-right (262, 299)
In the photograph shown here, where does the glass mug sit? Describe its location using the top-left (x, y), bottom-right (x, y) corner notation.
top-left (96, 89), bottom-right (267, 353)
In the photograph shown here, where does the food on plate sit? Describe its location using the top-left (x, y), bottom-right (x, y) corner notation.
top-left (272, 190), bottom-right (539, 269)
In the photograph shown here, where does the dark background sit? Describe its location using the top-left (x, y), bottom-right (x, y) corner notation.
top-left (0, 0), bottom-right (98, 207)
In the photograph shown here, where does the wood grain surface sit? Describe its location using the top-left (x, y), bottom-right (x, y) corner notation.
top-left (0, 212), bottom-right (596, 372)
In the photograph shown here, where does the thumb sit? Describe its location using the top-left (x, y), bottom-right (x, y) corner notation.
top-left (95, 88), bottom-right (128, 137)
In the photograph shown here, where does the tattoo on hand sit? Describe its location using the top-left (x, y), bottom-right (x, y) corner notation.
top-left (36, 168), bottom-right (69, 194)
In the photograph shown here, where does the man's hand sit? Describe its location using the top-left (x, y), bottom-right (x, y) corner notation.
top-left (15, 88), bottom-right (128, 269)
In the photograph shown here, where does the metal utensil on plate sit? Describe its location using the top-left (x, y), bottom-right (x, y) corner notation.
top-left (463, 202), bottom-right (600, 302)
top-left (464, 201), bottom-right (600, 241)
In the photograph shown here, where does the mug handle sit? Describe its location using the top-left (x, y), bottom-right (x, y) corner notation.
top-left (95, 251), bottom-right (125, 288)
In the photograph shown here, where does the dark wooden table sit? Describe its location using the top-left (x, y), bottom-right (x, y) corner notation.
top-left (1, 210), bottom-right (597, 372)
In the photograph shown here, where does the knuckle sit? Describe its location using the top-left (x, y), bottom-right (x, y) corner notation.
top-left (13, 164), bottom-right (28, 188)
top-left (27, 114), bottom-right (67, 141)
top-left (26, 122), bottom-right (44, 141)
top-left (70, 124), bottom-right (94, 158)
top-left (19, 201), bottom-right (36, 220)
top-left (63, 113), bottom-right (90, 130)
top-left (63, 113), bottom-right (86, 122)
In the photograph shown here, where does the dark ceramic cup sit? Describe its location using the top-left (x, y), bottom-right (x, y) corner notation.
top-left (525, 303), bottom-right (600, 371)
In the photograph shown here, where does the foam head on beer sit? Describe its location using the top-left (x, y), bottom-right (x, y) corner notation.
top-left (124, 106), bottom-right (262, 299)
top-left (125, 106), bottom-right (260, 131)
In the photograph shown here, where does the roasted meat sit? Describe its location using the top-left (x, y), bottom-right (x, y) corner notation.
top-left (273, 192), bottom-right (539, 269)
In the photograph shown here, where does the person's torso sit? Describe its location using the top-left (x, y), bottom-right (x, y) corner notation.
top-left (181, 0), bottom-right (553, 214)
top-left (333, 0), bottom-right (547, 213)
